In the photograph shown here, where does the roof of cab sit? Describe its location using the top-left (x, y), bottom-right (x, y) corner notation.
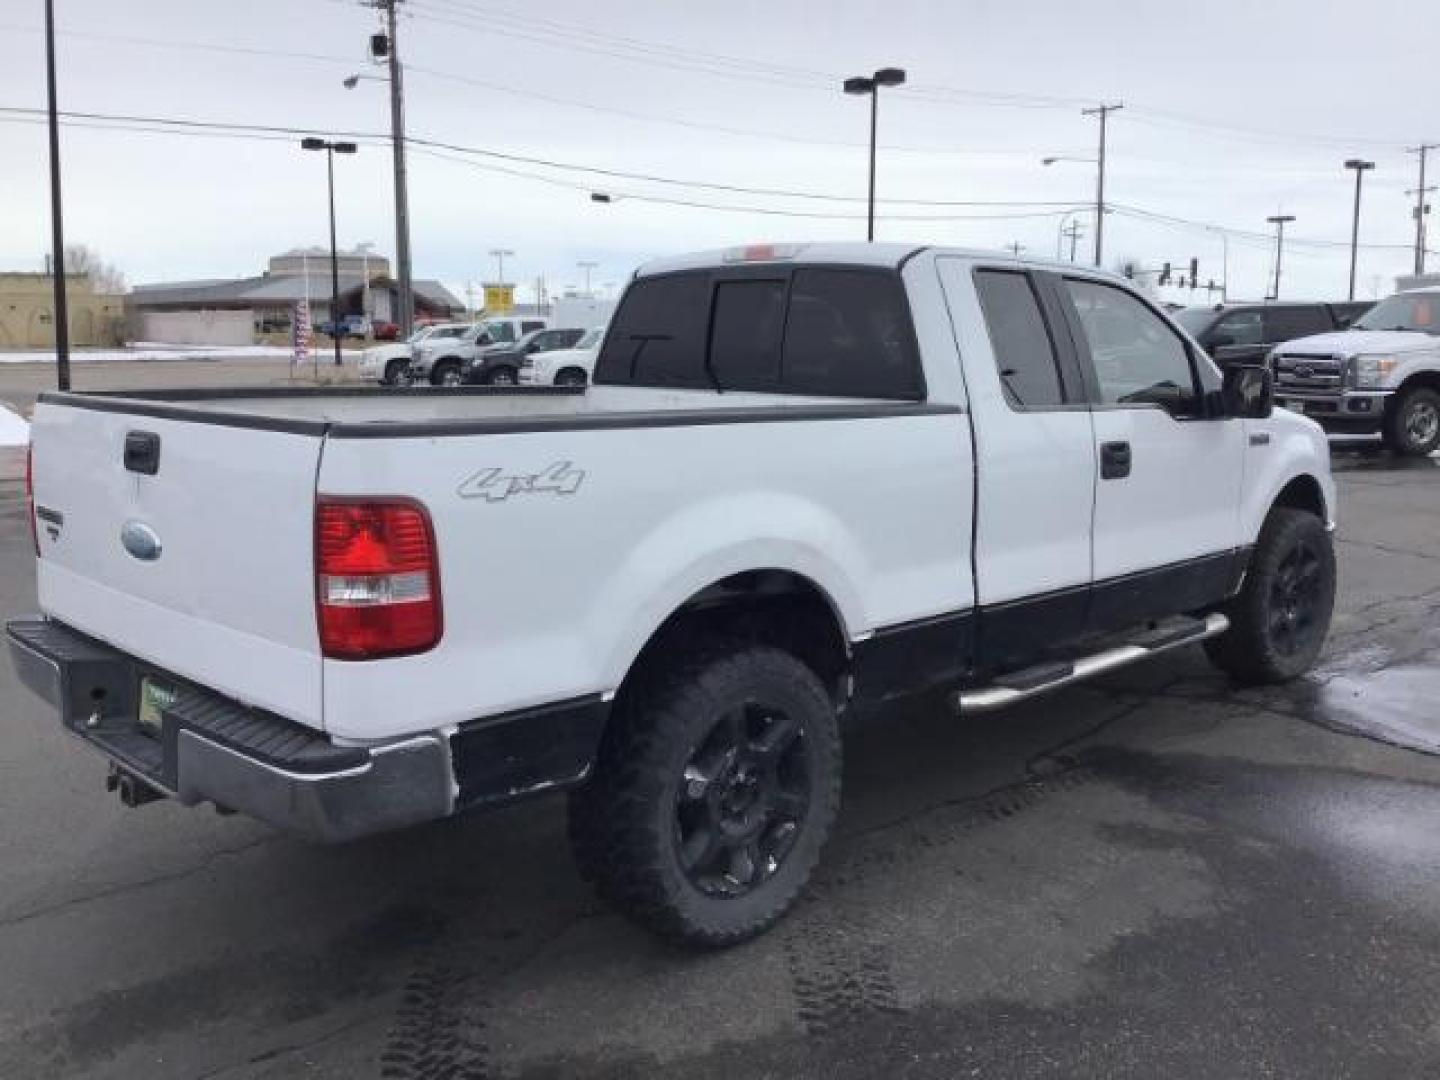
top-left (635, 242), bottom-right (1126, 280)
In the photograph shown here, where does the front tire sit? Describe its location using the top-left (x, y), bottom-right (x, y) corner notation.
top-left (382, 359), bottom-right (406, 386)
top-left (1204, 507), bottom-right (1336, 685)
top-left (555, 368), bottom-right (588, 388)
top-left (1384, 387), bottom-right (1440, 457)
top-left (568, 640), bottom-right (841, 947)
top-left (486, 366), bottom-right (518, 387)
top-left (431, 361), bottom-right (462, 387)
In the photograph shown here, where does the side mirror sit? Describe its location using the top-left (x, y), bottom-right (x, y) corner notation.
top-left (1220, 364), bottom-right (1273, 419)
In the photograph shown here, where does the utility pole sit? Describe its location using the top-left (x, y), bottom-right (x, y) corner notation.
top-left (1408, 144), bottom-right (1438, 276)
top-left (44, 0), bottom-right (70, 390)
top-left (373, 0), bottom-right (413, 337)
top-left (1267, 214), bottom-right (1296, 300)
top-left (1004, 242), bottom-right (1024, 257)
top-left (490, 248), bottom-right (513, 287)
top-left (1082, 102), bottom-right (1123, 267)
top-left (1062, 219), bottom-right (1085, 262)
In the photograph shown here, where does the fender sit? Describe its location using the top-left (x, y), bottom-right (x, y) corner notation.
top-left (588, 491), bottom-right (869, 693)
top-left (1239, 410), bottom-right (1336, 542)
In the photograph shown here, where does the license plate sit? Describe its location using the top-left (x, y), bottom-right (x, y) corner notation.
top-left (137, 677), bottom-right (178, 735)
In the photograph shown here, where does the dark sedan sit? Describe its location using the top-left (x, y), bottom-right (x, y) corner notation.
top-left (461, 327), bottom-right (587, 385)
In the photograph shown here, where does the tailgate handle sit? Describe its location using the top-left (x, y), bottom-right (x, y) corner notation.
top-left (124, 431), bottom-right (161, 475)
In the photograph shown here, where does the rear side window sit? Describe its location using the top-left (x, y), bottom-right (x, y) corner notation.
top-left (974, 269), bottom-right (1065, 410)
top-left (782, 269), bottom-right (921, 399)
top-left (710, 279), bottom-right (786, 389)
top-left (1264, 306), bottom-right (1329, 342)
top-left (595, 272), bottom-right (711, 387)
top-left (522, 320), bottom-right (546, 334)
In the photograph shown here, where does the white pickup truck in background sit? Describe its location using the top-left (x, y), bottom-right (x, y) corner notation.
top-left (1271, 285), bottom-right (1440, 455)
top-left (9, 242), bottom-right (1336, 946)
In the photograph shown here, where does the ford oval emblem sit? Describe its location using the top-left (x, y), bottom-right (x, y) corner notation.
top-left (120, 520), bottom-right (163, 562)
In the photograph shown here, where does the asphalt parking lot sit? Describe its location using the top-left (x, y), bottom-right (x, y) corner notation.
top-left (2, 382), bottom-right (1440, 1076)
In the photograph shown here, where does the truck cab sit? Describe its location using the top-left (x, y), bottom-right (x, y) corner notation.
top-left (1174, 300), bottom-right (1373, 368)
top-left (1270, 286), bottom-right (1440, 455)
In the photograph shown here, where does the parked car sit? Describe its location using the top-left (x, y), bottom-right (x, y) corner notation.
top-left (520, 326), bottom-right (606, 386)
top-left (371, 320), bottom-right (400, 341)
top-left (1269, 286), bottom-right (1440, 455)
top-left (9, 242), bottom-right (1335, 946)
top-left (357, 324), bottom-right (448, 385)
top-left (461, 327), bottom-right (587, 386)
top-left (1174, 300), bottom-right (1375, 368)
top-left (407, 316), bottom-right (552, 386)
top-left (315, 314), bottom-right (370, 340)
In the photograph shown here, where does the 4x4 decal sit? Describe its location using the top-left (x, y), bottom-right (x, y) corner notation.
top-left (457, 461), bottom-right (586, 502)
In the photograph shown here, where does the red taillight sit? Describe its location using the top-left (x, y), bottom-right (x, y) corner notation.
top-left (25, 441), bottom-right (38, 556)
top-left (316, 499), bottom-right (442, 660)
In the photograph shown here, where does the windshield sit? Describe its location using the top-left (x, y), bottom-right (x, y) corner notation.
top-left (481, 321), bottom-right (516, 343)
top-left (577, 328), bottom-right (603, 348)
top-left (1353, 293), bottom-right (1440, 335)
top-left (429, 326), bottom-right (467, 339)
top-left (406, 326), bottom-right (435, 345)
top-left (1172, 307), bottom-right (1219, 336)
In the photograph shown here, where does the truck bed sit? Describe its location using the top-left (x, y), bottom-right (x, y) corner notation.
top-left (46, 384), bottom-right (889, 433)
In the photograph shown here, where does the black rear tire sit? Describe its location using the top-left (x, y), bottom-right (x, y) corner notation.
top-left (556, 368), bottom-right (588, 388)
top-left (1383, 387), bottom-right (1440, 457)
top-left (431, 361), bottom-right (462, 387)
top-left (1204, 507), bottom-right (1335, 685)
top-left (568, 639), bottom-right (841, 947)
top-left (382, 359), bottom-right (406, 386)
top-left (486, 366), bottom-right (519, 386)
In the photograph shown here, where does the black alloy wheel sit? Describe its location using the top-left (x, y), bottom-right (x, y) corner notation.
top-left (674, 702), bottom-right (810, 898)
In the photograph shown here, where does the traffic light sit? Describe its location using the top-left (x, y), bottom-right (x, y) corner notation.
top-left (370, 33), bottom-right (390, 59)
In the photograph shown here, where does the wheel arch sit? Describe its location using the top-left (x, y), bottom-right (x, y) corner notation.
top-left (1271, 472), bottom-right (1327, 521)
top-left (609, 568), bottom-right (856, 715)
top-left (1394, 370), bottom-right (1440, 397)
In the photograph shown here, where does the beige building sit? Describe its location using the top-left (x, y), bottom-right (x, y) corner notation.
top-left (0, 273), bottom-right (124, 348)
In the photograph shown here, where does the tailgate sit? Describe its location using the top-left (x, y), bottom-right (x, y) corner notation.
top-left (30, 400), bottom-right (327, 729)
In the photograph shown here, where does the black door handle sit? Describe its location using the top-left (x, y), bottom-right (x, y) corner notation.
top-left (1100, 440), bottom-right (1131, 480)
top-left (124, 431), bottom-right (161, 475)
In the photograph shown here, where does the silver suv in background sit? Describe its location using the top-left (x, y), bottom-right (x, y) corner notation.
top-left (1271, 287), bottom-right (1440, 455)
top-left (406, 316), bottom-right (551, 386)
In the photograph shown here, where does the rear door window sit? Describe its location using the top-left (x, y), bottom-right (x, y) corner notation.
top-left (1264, 306), bottom-right (1330, 342)
top-left (521, 321), bottom-right (546, 334)
top-left (1209, 310), bottom-right (1263, 347)
top-left (974, 269), bottom-right (1066, 411)
top-left (781, 268), bottom-right (922, 399)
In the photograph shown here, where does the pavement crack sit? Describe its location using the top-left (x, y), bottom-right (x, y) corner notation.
top-left (0, 833), bottom-right (277, 931)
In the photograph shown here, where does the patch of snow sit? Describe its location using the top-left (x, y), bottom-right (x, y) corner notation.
top-left (0, 344), bottom-right (357, 365)
top-left (0, 403), bottom-right (28, 447)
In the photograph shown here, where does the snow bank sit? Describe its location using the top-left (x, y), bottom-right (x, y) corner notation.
top-left (0, 344), bottom-right (311, 365)
top-left (0, 404), bottom-right (28, 447)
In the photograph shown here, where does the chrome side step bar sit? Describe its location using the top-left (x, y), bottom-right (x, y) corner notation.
top-left (954, 613), bottom-right (1229, 715)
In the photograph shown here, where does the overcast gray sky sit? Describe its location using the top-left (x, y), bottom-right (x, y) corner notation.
top-left (2, 0), bottom-right (1436, 304)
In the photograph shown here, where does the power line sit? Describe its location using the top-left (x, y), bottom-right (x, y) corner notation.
top-left (1110, 203), bottom-right (1436, 255)
top-left (0, 104), bottom-right (1082, 207)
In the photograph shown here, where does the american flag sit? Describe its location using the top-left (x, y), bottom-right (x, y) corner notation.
top-left (292, 300), bottom-right (312, 365)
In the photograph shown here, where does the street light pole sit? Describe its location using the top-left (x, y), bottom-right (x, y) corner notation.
top-left (1266, 214), bottom-right (1296, 300)
top-left (1081, 103), bottom-right (1123, 267)
top-left (1407, 144), bottom-right (1438, 276)
top-left (301, 137), bottom-right (358, 367)
top-left (44, 0), bottom-right (70, 390)
top-left (578, 260), bottom-right (598, 296)
top-left (843, 67), bottom-right (906, 243)
top-left (1344, 159), bottom-right (1375, 301)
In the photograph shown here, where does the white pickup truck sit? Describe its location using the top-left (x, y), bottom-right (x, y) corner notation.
top-left (1271, 285), bottom-right (1440, 455)
top-left (9, 243), bottom-right (1337, 946)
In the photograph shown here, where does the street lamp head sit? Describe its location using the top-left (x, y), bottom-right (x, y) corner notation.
top-left (1042, 157), bottom-right (1059, 166)
top-left (343, 75), bottom-right (361, 89)
top-left (872, 67), bottom-right (906, 87)
top-left (1344, 158), bottom-right (1375, 171)
top-left (300, 137), bottom-right (327, 151)
top-left (333, 142), bottom-right (358, 154)
top-left (843, 76), bottom-right (875, 95)
top-left (590, 192), bottom-right (613, 203)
